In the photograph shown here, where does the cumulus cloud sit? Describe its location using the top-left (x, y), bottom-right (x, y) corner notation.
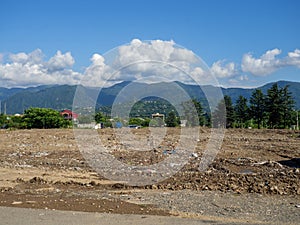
top-left (241, 49), bottom-right (282, 76)
top-left (210, 60), bottom-right (237, 78)
top-left (1, 40), bottom-right (300, 88)
top-left (241, 48), bottom-right (300, 76)
top-left (9, 49), bottom-right (44, 65)
top-left (107, 39), bottom-right (208, 85)
top-left (288, 49), bottom-right (300, 58)
top-left (115, 39), bottom-right (178, 66)
top-left (81, 53), bottom-right (113, 87)
top-left (47, 50), bottom-right (75, 72)
top-left (0, 39), bottom-right (240, 88)
top-left (0, 49), bottom-right (81, 87)
top-left (286, 49), bottom-right (300, 67)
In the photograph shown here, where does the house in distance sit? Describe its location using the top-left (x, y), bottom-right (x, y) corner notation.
top-left (60, 109), bottom-right (78, 122)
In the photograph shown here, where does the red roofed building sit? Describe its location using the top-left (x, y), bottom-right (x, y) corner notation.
top-left (60, 109), bottom-right (78, 121)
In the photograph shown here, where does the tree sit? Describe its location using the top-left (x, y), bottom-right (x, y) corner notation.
top-left (249, 89), bottom-right (265, 129)
top-left (224, 95), bottom-right (234, 128)
top-left (266, 83), bottom-right (283, 128)
top-left (23, 108), bottom-right (70, 129)
top-left (212, 99), bottom-right (226, 128)
top-left (181, 99), bottom-right (205, 127)
top-left (235, 95), bottom-right (249, 128)
top-left (165, 111), bottom-right (178, 127)
top-left (94, 112), bottom-right (105, 123)
top-left (212, 95), bottom-right (234, 128)
top-left (129, 117), bottom-right (144, 126)
top-left (264, 84), bottom-right (295, 128)
top-left (0, 114), bottom-right (7, 128)
top-left (281, 85), bottom-right (295, 128)
top-left (94, 111), bottom-right (112, 128)
top-left (192, 99), bottom-right (206, 126)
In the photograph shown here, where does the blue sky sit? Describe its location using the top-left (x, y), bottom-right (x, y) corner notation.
top-left (0, 0), bottom-right (299, 88)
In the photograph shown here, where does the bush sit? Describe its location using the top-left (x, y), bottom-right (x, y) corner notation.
top-left (22, 108), bottom-right (71, 129)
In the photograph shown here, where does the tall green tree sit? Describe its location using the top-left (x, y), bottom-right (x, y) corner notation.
top-left (235, 95), bottom-right (249, 128)
top-left (192, 99), bottom-right (206, 126)
top-left (224, 95), bottom-right (234, 128)
top-left (281, 85), bottom-right (295, 128)
top-left (250, 89), bottom-right (265, 129)
top-left (266, 83), bottom-right (284, 128)
top-left (212, 98), bottom-right (226, 128)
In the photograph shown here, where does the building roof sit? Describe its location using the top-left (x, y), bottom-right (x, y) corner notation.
top-left (60, 109), bottom-right (78, 119)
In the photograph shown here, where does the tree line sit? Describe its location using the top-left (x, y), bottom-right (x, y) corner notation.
top-left (162, 83), bottom-right (297, 129)
top-left (212, 83), bottom-right (297, 129)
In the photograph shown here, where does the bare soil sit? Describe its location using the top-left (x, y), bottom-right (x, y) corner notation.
top-left (0, 128), bottom-right (299, 224)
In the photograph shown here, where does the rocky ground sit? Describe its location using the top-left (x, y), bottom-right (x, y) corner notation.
top-left (0, 128), bottom-right (299, 224)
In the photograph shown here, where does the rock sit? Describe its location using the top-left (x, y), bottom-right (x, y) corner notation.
top-left (12, 201), bottom-right (23, 205)
top-left (151, 185), bottom-right (158, 190)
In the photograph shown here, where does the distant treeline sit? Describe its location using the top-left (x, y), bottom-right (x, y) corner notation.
top-left (0, 83), bottom-right (298, 130)
top-left (0, 108), bottom-right (71, 129)
top-left (214, 83), bottom-right (296, 129)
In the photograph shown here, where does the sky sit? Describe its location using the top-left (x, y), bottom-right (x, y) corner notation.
top-left (0, 0), bottom-right (299, 88)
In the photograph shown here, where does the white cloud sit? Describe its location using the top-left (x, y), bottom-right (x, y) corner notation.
top-left (81, 53), bottom-right (113, 87)
top-left (210, 60), bottom-right (237, 78)
top-left (47, 50), bottom-right (74, 72)
top-left (0, 49), bottom-right (81, 87)
top-left (241, 48), bottom-right (300, 76)
top-left (286, 49), bottom-right (300, 68)
top-left (1, 40), bottom-right (300, 88)
top-left (108, 39), bottom-right (206, 85)
top-left (9, 49), bottom-right (44, 65)
top-left (115, 39), bottom-right (178, 66)
top-left (288, 49), bottom-right (300, 58)
top-left (9, 52), bottom-right (29, 64)
top-left (241, 48), bottom-right (281, 76)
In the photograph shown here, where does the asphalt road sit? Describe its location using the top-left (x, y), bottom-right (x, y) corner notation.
top-left (0, 206), bottom-right (263, 225)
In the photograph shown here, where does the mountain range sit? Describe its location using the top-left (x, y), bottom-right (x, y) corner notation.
top-left (1, 80), bottom-right (300, 115)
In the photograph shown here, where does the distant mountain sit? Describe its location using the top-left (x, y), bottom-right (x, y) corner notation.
top-left (0, 87), bottom-right (23, 101)
top-left (1, 85), bottom-right (97, 114)
top-left (1, 80), bottom-right (300, 114)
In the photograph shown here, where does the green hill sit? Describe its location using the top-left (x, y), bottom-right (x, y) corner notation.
top-left (1, 80), bottom-right (300, 114)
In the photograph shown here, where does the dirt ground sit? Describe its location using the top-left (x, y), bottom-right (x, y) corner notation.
top-left (0, 128), bottom-right (299, 224)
